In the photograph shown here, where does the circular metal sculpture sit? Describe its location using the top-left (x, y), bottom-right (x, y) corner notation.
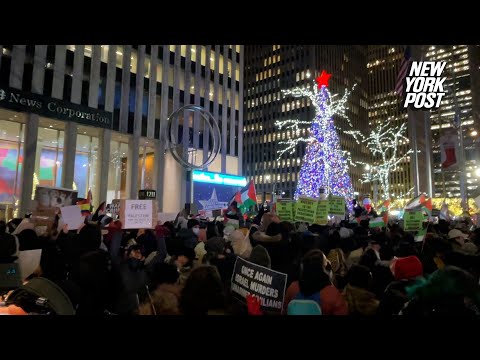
top-left (164, 105), bottom-right (222, 169)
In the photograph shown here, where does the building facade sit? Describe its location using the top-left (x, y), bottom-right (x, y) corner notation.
top-left (243, 45), bottom-right (369, 202)
top-left (0, 45), bottom-right (243, 216)
top-left (425, 45), bottom-right (480, 200)
top-left (367, 45), bottom-right (413, 201)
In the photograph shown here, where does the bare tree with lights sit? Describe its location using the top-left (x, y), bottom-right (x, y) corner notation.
top-left (346, 121), bottom-right (413, 200)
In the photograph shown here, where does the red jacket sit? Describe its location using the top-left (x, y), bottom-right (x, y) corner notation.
top-left (284, 281), bottom-right (349, 315)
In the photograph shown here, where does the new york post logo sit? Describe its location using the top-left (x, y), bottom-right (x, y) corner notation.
top-left (403, 61), bottom-right (446, 110)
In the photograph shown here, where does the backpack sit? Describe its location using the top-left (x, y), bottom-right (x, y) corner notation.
top-left (287, 292), bottom-right (322, 315)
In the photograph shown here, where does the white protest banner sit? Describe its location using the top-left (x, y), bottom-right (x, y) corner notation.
top-left (17, 249), bottom-right (42, 280)
top-left (157, 212), bottom-right (178, 225)
top-left (60, 205), bottom-right (84, 230)
top-left (120, 200), bottom-right (155, 229)
top-left (230, 257), bottom-right (287, 314)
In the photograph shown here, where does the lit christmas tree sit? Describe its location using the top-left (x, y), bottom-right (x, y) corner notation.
top-left (276, 71), bottom-right (354, 200)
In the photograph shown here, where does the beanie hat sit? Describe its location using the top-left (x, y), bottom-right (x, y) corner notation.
top-left (392, 255), bottom-right (423, 280)
top-left (205, 236), bottom-right (225, 254)
top-left (249, 245), bottom-right (271, 269)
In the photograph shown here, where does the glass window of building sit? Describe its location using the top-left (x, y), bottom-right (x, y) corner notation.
top-left (34, 121), bottom-right (65, 196)
top-left (137, 141), bottom-right (155, 191)
top-left (107, 135), bottom-right (129, 204)
top-left (74, 126), bottom-right (99, 205)
top-left (0, 113), bottom-right (25, 216)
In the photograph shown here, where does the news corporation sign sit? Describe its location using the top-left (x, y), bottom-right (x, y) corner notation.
top-left (0, 86), bottom-right (113, 129)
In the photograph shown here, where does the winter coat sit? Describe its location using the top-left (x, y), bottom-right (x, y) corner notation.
top-left (284, 281), bottom-right (348, 315)
top-left (342, 284), bottom-right (379, 316)
top-left (377, 279), bottom-right (417, 316)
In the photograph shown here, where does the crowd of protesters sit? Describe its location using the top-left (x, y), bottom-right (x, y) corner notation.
top-left (1, 199), bottom-right (480, 316)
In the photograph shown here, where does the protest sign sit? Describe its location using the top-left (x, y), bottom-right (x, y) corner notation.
top-left (276, 201), bottom-right (294, 222)
top-left (60, 205), bottom-right (84, 230)
top-left (295, 196), bottom-right (317, 223)
top-left (157, 212), bottom-right (177, 225)
top-left (119, 200), bottom-right (156, 229)
top-left (404, 210), bottom-right (424, 232)
top-left (231, 257), bottom-right (287, 313)
top-left (328, 195), bottom-right (345, 216)
top-left (315, 200), bottom-right (329, 225)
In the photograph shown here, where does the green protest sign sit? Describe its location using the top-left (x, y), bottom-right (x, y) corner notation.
top-left (315, 200), bottom-right (329, 225)
top-left (295, 197), bottom-right (317, 224)
top-left (276, 201), bottom-right (294, 222)
top-left (328, 195), bottom-right (345, 216)
top-left (404, 211), bottom-right (424, 232)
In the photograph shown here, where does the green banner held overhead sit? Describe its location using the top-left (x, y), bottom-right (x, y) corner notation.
top-left (295, 197), bottom-right (318, 224)
top-left (404, 211), bottom-right (424, 232)
top-left (276, 201), bottom-right (294, 222)
top-left (328, 195), bottom-right (345, 216)
top-left (315, 200), bottom-right (329, 225)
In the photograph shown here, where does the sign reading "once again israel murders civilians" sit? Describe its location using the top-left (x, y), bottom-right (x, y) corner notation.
top-left (231, 257), bottom-right (287, 313)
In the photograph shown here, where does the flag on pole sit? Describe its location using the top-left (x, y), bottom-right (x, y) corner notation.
top-left (240, 180), bottom-right (257, 209)
top-left (369, 217), bottom-right (385, 228)
top-left (395, 46), bottom-right (412, 95)
top-left (405, 194), bottom-right (426, 210)
top-left (439, 202), bottom-right (450, 221)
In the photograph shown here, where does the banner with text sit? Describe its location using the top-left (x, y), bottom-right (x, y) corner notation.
top-left (404, 210), bottom-right (424, 232)
top-left (295, 196), bottom-right (318, 223)
top-left (230, 257), bottom-right (287, 313)
top-left (328, 195), bottom-right (345, 216)
top-left (276, 201), bottom-right (294, 222)
top-left (315, 200), bottom-right (329, 225)
top-left (120, 200), bottom-right (156, 229)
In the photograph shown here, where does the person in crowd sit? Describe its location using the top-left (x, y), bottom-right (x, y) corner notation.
top-left (230, 229), bottom-right (252, 259)
top-left (138, 287), bottom-right (180, 315)
top-left (327, 230), bottom-right (348, 288)
top-left (166, 246), bottom-right (196, 286)
top-left (177, 219), bottom-right (201, 249)
top-left (342, 265), bottom-right (379, 316)
top-left (447, 229), bottom-right (468, 252)
top-left (284, 249), bottom-right (348, 315)
top-left (179, 265), bottom-right (226, 315)
top-left (203, 236), bottom-right (236, 286)
top-left (401, 266), bottom-right (480, 316)
top-left (249, 245), bottom-right (271, 268)
top-left (113, 243), bottom-right (148, 315)
top-left (377, 255), bottom-right (424, 316)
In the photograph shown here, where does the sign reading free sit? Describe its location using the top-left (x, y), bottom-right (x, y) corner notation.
top-left (119, 200), bottom-right (157, 229)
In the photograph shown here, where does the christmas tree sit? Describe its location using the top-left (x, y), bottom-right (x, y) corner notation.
top-left (276, 71), bottom-right (354, 200)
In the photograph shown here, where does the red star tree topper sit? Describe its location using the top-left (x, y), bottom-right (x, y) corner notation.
top-left (316, 70), bottom-right (332, 88)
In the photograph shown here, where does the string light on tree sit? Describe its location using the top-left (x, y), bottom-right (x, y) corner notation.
top-left (345, 122), bottom-right (414, 200)
top-left (276, 70), bottom-right (355, 200)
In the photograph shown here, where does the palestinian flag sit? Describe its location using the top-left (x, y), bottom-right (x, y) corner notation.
top-left (405, 194), bottom-right (426, 210)
top-left (369, 217), bottom-right (385, 228)
top-left (240, 180), bottom-right (257, 209)
top-left (414, 228), bottom-right (427, 242)
top-left (229, 191), bottom-right (242, 207)
top-left (421, 198), bottom-right (432, 217)
top-left (377, 200), bottom-right (390, 213)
